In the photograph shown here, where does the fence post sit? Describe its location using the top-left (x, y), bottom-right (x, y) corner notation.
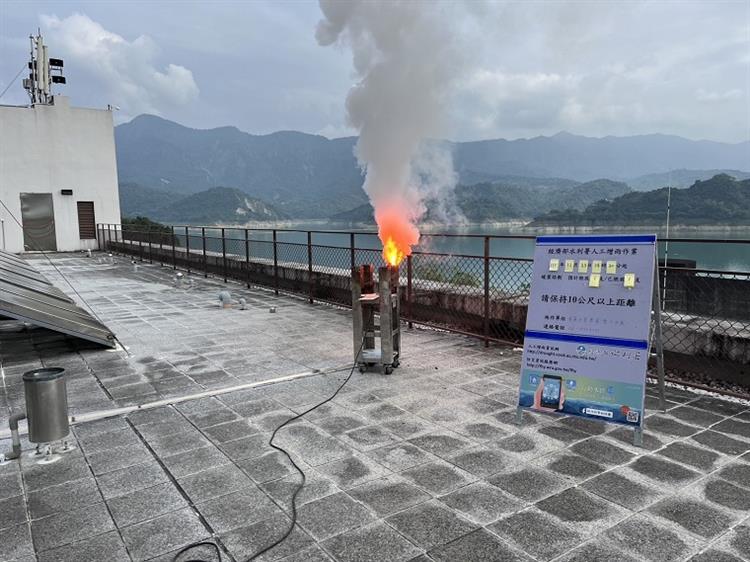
top-left (158, 227), bottom-right (163, 265)
top-left (171, 226), bottom-right (177, 269)
top-left (201, 227), bottom-right (207, 277)
top-left (308, 231), bottom-right (314, 303)
top-left (273, 229), bottom-right (279, 296)
top-left (483, 236), bottom-right (490, 347)
top-left (245, 228), bottom-right (251, 288)
top-left (350, 233), bottom-right (355, 271)
top-left (407, 254), bottom-right (413, 329)
top-left (185, 226), bottom-right (190, 275)
top-left (108, 224), bottom-right (113, 252)
top-left (138, 233), bottom-right (143, 262)
top-left (221, 228), bottom-right (227, 282)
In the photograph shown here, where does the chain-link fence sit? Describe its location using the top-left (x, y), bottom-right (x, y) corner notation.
top-left (99, 224), bottom-right (750, 380)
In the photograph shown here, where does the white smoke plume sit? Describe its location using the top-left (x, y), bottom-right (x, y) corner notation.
top-left (316, 0), bottom-right (467, 261)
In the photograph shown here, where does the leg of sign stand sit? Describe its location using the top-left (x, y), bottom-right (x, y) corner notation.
top-left (653, 261), bottom-right (667, 412)
top-left (515, 406), bottom-right (524, 426)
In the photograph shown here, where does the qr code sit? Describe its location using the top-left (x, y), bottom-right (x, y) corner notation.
top-left (627, 410), bottom-right (640, 423)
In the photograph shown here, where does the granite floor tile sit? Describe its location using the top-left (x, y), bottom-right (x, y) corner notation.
top-left (347, 476), bottom-right (430, 516)
top-left (489, 509), bottom-right (581, 561)
top-left (606, 514), bottom-right (697, 561)
top-left (220, 512), bottom-right (314, 561)
top-left (296, 492), bottom-right (376, 541)
top-left (365, 442), bottom-right (433, 471)
top-left (2, 522), bottom-right (34, 561)
top-left (400, 459), bottom-right (475, 495)
top-left (27, 476), bottom-right (103, 519)
top-left (107, 482), bottom-right (187, 527)
top-left (321, 522), bottom-right (421, 562)
top-left (197, 485), bottom-right (281, 533)
top-left (386, 500), bottom-right (479, 550)
top-left (97, 461), bottom-right (168, 499)
top-left (120, 507), bottom-right (209, 561)
top-left (177, 463), bottom-right (251, 503)
top-left (582, 470), bottom-right (663, 510)
top-left (0, 494), bottom-right (27, 531)
top-left (649, 497), bottom-right (736, 539)
top-left (36, 530), bottom-right (130, 562)
top-left (428, 528), bottom-right (530, 562)
top-left (31, 501), bottom-right (115, 552)
top-left (439, 481), bottom-right (521, 525)
top-left (487, 466), bottom-right (568, 503)
top-left (160, 445), bottom-right (231, 479)
top-left (657, 442), bottom-right (721, 471)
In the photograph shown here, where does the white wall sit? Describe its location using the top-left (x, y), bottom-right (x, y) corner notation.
top-left (0, 96), bottom-right (120, 253)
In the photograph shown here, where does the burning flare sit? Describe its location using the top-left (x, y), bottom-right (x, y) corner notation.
top-left (377, 205), bottom-right (420, 267)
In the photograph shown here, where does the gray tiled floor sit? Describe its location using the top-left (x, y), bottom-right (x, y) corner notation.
top-left (1, 253), bottom-right (749, 561)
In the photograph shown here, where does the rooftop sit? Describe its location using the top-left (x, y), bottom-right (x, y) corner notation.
top-left (1, 253), bottom-right (749, 562)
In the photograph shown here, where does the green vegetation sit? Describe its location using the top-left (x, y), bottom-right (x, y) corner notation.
top-left (120, 185), bottom-right (286, 225)
top-left (121, 216), bottom-right (171, 233)
top-left (331, 178), bottom-right (631, 224)
top-left (416, 264), bottom-right (480, 287)
top-left (532, 174), bottom-right (750, 226)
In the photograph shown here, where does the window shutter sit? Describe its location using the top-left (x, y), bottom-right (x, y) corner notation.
top-left (77, 201), bottom-right (96, 239)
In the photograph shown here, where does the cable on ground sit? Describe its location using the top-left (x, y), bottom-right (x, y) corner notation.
top-left (173, 339), bottom-right (365, 562)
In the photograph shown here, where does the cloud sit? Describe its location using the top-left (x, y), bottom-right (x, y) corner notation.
top-left (40, 13), bottom-right (198, 118)
top-left (696, 88), bottom-right (743, 103)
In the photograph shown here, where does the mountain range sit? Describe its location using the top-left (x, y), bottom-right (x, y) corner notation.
top-left (532, 174), bottom-right (750, 226)
top-left (115, 115), bottom-right (749, 223)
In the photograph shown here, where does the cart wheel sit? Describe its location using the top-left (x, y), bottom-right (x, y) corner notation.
top-left (384, 365), bottom-right (394, 375)
top-left (392, 359), bottom-right (400, 368)
top-left (358, 365), bottom-right (366, 373)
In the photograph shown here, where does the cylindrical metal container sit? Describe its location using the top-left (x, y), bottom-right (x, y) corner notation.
top-left (22, 368), bottom-right (69, 443)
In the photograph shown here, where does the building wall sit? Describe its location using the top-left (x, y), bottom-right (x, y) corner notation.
top-left (0, 96), bottom-right (120, 253)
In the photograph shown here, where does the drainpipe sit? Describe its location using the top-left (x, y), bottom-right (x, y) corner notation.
top-left (1, 412), bottom-right (27, 461)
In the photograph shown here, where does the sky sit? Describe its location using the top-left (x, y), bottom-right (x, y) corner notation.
top-left (1, 0), bottom-right (748, 143)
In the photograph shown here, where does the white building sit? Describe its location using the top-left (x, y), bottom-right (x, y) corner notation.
top-left (0, 96), bottom-right (121, 253)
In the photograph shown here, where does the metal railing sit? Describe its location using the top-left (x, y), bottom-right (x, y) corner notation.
top-left (97, 224), bottom-right (750, 381)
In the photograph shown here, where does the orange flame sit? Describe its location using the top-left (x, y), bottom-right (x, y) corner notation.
top-left (376, 206), bottom-right (420, 267)
top-left (383, 237), bottom-right (405, 267)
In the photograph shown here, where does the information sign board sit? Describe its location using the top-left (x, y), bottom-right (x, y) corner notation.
top-left (517, 234), bottom-right (657, 427)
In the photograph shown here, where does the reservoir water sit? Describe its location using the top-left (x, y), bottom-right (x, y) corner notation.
top-left (196, 223), bottom-right (750, 274)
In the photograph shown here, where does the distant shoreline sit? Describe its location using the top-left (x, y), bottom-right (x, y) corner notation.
top-left (220, 218), bottom-right (750, 232)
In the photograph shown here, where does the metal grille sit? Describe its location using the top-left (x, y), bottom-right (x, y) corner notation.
top-left (98, 223), bottom-right (750, 381)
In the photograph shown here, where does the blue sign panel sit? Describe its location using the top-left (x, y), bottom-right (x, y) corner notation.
top-left (517, 234), bottom-right (657, 427)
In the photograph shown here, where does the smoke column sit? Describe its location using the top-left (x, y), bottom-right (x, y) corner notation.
top-left (316, 0), bottom-right (464, 265)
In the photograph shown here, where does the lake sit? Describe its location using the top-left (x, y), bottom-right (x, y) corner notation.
top-left (191, 222), bottom-right (750, 274)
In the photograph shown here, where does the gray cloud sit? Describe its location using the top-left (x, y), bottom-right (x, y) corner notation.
top-left (0, 0), bottom-right (747, 142)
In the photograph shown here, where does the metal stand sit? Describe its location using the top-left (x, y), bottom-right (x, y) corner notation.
top-left (636, 256), bottom-right (667, 447)
top-left (352, 265), bottom-right (401, 374)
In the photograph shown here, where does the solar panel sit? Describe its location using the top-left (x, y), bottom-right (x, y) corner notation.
top-left (0, 251), bottom-right (116, 348)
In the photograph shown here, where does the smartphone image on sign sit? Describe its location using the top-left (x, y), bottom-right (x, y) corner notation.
top-left (540, 375), bottom-right (563, 410)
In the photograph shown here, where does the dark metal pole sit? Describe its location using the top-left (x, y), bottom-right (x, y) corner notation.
top-left (407, 254), bottom-right (413, 329)
top-left (483, 236), bottom-right (490, 347)
top-left (201, 227), bottom-right (207, 277)
top-left (307, 231), bottom-right (314, 304)
top-left (245, 228), bottom-right (251, 288)
top-left (158, 226), bottom-right (163, 265)
top-left (221, 227), bottom-right (227, 283)
top-left (148, 229), bottom-right (153, 263)
top-left (171, 226), bottom-right (177, 270)
top-left (273, 229), bottom-right (279, 296)
top-left (138, 234), bottom-right (143, 262)
top-left (185, 226), bottom-right (190, 274)
top-left (350, 232), bottom-right (355, 271)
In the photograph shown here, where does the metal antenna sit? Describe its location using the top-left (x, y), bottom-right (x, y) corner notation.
top-left (661, 172), bottom-right (672, 311)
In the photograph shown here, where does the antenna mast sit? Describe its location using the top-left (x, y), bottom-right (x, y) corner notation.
top-left (23, 31), bottom-right (66, 105)
top-left (661, 175), bottom-right (672, 311)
